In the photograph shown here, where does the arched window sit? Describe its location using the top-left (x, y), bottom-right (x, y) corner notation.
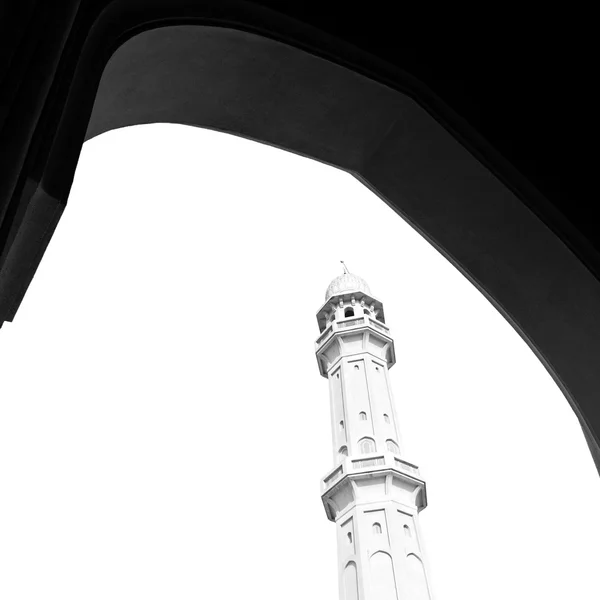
top-left (359, 411), bottom-right (367, 421)
top-left (347, 532), bottom-right (353, 544)
top-left (330, 313), bottom-right (336, 323)
top-left (386, 439), bottom-right (400, 454)
top-left (383, 413), bottom-right (390, 424)
top-left (344, 307), bottom-right (354, 318)
top-left (339, 446), bottom-right (348, 457)
top-left (363, 308), bottom-right (371, 316)
top-left (359, 437), bottom-right (376, 454)
top-left (373, 522), bottom-right (382, 534)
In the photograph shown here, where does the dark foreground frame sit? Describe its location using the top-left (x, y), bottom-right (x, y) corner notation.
top-left (0, 2), bottom-right (599, 473)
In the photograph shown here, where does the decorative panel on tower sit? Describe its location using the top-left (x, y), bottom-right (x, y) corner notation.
top-left (343, 562), bottom-right (359, 600)
top-left (370, 552), bottom-right (398, 599)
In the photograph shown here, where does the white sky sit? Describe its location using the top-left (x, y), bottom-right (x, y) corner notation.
top-left (1, 124), bottom-right (599, 599)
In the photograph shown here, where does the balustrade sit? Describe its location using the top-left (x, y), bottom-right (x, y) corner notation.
top-left (352, 456), bottom-right (385, 469)
top-left (316, 325), bottom-right (333, 345)
top-left (394, 457), bottom-right (419, 475)
top-left (336, 317), bottom-right (365, 329)
top-left (369, 318), bottom-right (389, 333)
top-left (323, 465), bottom-right (344, 486)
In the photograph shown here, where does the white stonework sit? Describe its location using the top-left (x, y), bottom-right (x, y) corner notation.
top-left (316, 273), bottom-right (433, 600)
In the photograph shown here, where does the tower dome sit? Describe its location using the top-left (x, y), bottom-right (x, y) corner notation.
top-left (325, 272), bottom-right (371, 301)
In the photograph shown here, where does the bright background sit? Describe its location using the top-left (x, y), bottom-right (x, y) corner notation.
top-left (1, 124), bottom-right (599, 599)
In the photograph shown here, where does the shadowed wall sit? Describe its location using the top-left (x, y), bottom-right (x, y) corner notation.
top-left (85, 26), bottom-right (600, 472)
top-left (0, 5), bottom-right (597, 473)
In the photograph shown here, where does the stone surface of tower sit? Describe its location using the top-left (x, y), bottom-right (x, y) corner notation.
top-left (315, 269), bottom-right (433, 600)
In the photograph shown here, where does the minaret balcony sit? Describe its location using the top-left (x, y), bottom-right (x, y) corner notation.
top-left (321, 453), bottom-right (421, 493)
top-left (320, 452), bottom-right (427, 522)
top-left (315, 316), bottom-right (395, 376)
top-left (316, 316), bottom-right (390, 347)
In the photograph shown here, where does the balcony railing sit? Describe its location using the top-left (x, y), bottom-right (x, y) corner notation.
top-left (352, 456), bottom-right (385, 469)
top-left (336, 316), bottom-right (365, 329)
top-left (369, 318), bottom-right (389, 333)
top-left (317, 316), bottom-right (390, 345)
top-left (316, 325), bottom-right (333, 345)
top-left (323, 465), bottom-right (344, 486)
top-left (394, 457), bottom-right (420, 475)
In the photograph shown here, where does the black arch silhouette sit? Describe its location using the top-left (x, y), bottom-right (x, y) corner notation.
top-left (0, 3), bottom-right (598, 473)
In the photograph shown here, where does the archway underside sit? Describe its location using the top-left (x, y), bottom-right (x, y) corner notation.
top-left (4, 25), bottom-right (600, 472)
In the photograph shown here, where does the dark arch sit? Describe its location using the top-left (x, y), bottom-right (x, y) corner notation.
top-left (0, 6), bottom-right (599, 475)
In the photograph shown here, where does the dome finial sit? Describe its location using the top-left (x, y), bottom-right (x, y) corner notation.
top-left (340, 260), bottom-right (349, 275)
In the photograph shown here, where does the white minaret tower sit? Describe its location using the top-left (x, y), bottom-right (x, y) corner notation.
top-left (316, 265), bottom-right (433, 600)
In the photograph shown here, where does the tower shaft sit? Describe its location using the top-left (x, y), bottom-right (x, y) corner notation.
top-left (315, 277), bottom-right (433, 599)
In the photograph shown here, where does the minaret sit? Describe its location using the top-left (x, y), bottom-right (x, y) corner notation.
top-left (315, 267), bottom-right (433, 600)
